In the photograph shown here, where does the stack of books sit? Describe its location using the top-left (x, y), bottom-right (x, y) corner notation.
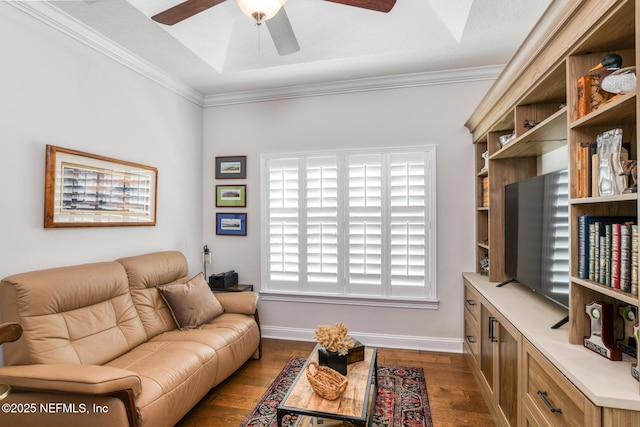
top-left (577, 214), bottom-right (638, 294)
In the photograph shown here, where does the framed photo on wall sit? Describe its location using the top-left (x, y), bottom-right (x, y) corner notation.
top-left (216, 213), bottom-right (247, 236)
top-left (44, 145), bottom-right (157, 228)
top-left (216, 185), bottom-right (246, 207)
top-left (215, 156), bottom-right (246, 179)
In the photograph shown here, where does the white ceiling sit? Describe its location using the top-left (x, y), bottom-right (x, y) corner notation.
top-left (42, 0), bottom-right (554, 100)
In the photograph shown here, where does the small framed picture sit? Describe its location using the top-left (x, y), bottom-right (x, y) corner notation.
top-left (216, 213), bottom-right (247, 236)
top-left (216, 185), bottom-right (246, 207)
top-left (215, 156), bottom-right (246, 179)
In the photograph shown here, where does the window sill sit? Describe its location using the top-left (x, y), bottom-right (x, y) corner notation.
top-left (259, 291), bottom-right (439, 309)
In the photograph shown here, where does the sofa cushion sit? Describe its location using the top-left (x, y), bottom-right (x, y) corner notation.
top-left (0, 262), bottom-right (147, 366)
top-left (116, 251), bottom-right (189, 339)
top-left (158, 273), bottom-right (224, 330)
top-left (105, 339), bottom-right (218, 427)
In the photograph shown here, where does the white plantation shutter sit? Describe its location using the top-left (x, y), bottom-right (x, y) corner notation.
top-left (347, 154), bottom-right (383, 294)
top-left (307, 156), bottom-right (340, 292)
top-left (267, 158), bottom-right (300, 290)
top-left (262, 146), bottom-right (435, 300)
top-left (389, 153), bottom-right (429, 297)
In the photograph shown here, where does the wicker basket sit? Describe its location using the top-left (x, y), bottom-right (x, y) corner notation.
top-left (306, 361), bottom-right (348, 400)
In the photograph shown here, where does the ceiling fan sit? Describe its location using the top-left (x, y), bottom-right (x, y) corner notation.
top-left (151, 0), bottom-right (397, 56)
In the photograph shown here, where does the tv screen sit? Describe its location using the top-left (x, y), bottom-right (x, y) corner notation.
top-left (504, 169), bottom-right (569, 308)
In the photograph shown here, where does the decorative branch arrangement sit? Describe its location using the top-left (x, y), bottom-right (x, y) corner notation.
top-left (314, 322), bottom-right (355, 356)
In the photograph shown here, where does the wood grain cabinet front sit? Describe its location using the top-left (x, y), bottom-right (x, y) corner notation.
top-left (522, 339), bottom-right (600, 427)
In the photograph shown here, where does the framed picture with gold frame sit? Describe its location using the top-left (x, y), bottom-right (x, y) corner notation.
top-left (44, 145), bottom-right (158, 228)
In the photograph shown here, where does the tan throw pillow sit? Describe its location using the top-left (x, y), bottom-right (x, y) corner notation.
top-left (157, 273), bottom-right (224, 330)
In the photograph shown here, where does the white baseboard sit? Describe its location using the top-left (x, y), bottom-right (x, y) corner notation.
top-left (260, 326), bottom-right (463, 354)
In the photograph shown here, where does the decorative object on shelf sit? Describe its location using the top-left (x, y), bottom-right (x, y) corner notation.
top-left (498, 132), bottom-right (515, 146)
top-left (584, 301), bottom-right (622, 360)
top-left (216, 212), bottom-right (247, 235)
top-left (617, 305), bottom-right (637, 358)
top-left (347, 338), bottom-right (365, 364)
top-left (602, 66), bottom-right (636, 95)
top-left (596, 128), bottom-right (626, 196)
top-left (576, 74), bottom-right (614, 118)
top-left (481, 150), bottom-right (489, 171)
top-left (619, 160), bottom-right (638, 193)
top-left (44, 145), bottom-right (158, 228)
top-left (215, 155), bottom-right (247, 179)
top-left (216, 185), bottom-right (247, 207)
top-left (314, 322), bottom-right (354, 375)
top-left (632, 325), bottom-right (639, 381)
top-left (479, 254), bottom-right (489, 276)
top-left (305, 361), bottom-right (348, 400)
top-left (590, 54), bottom-right (637, 95)
top-left (523, 119), bottom-right (539, 130)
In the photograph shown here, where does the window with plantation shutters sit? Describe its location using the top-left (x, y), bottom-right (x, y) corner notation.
top-left (262, 146), bottom-right (436, 301)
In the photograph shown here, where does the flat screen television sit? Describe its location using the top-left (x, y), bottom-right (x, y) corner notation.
top-left (503, 169), bottom-right (570, 311)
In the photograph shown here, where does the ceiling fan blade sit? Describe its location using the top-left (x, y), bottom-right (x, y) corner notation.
top-left (324, 0), bottom-right (396, 13)
top-left (152, 0), bottom-right (227, 25)
top-left (266, 7), bottom-right (300, 56)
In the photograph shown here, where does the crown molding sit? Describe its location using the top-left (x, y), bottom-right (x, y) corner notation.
top-left (12, 1), bottom-right (501, 109)
top-left (203, 65), bottom-right (503, 107)
top-left (10, 1), bottom-right (205, 106)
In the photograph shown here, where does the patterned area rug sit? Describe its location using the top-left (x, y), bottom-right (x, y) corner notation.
top-left (240, 356), bottom-right (433, 427)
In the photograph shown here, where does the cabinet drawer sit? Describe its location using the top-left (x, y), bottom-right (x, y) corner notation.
top-left (464, 315), bottom-right (480, 365)
top-left (464, 281), bottom-right (481, 323)
top-left (523, 340), bottom-right (600, 427)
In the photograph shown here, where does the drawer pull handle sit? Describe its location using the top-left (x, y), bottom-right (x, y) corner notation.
top-left (465, 335), bottom-right (476, 344)
top-left (465, 299), bottom-right (476, 306)
top-left (489, 316), bottom-right (498, 342)
top-left (537, 391), bottom-right (562, 414)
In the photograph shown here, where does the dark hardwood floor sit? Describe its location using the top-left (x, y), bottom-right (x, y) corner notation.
top-left (177, 338), bottom-right (495, 427)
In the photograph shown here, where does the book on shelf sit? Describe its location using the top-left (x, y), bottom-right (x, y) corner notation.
top-left (575, 141), bottom-right (630, 198)
top-left (481, 176), bottom-right (489, 207)
top-left (578, 215), bottom-right (635, 289)
top-left (632, 225), bottom-right (639, 296)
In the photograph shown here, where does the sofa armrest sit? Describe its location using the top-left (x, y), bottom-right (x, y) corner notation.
top-left (215, 291), bottom-right (259, 315)
top-left (0, 364), bottom-right (141, 396)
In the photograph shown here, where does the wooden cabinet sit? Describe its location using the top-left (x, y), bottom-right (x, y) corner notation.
top-left (463, 274), bottom-right (640, 427)
top-left (522, 339), bottom-right (600, 427)
top-left (464, 284), bottom-right (481, 366)
top-left (465, 2), bottom-right (640, 422)
top-left (465, 280), bottom-right (520, 427)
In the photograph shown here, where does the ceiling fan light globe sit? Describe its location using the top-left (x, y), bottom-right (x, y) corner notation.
top-left (236, 0), bottom-right (287, 23)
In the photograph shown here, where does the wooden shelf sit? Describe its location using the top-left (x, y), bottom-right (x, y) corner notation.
top-left (571, 276), bottom-right (639, 307)
top-left (571, 193), bottom-right (638, 205)
top-left (491, 107), bottom-right (567, 159)
top-left (466, 1), bottom-right (640, 421)
top-left (570, 90), bottom-right (636, 129)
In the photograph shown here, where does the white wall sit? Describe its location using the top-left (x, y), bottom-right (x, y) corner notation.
top-left (0, 4), bottom-right (204, 363)
top-left (203, 80), bottom-right (492, 351)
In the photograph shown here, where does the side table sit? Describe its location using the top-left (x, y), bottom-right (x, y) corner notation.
top-left (211, 283), bottom-right (253, 293)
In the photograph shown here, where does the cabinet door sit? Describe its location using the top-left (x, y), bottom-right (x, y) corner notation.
top-left (480, 305), bottom-right (496, 392)
top-left (498, 321), bottom-right (519, 426)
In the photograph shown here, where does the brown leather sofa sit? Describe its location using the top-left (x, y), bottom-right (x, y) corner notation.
top-left (0, 251), bottom-right (261, 427)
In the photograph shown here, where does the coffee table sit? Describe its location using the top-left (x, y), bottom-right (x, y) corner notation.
top-left (276, 344), bottom-right (378, 427)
